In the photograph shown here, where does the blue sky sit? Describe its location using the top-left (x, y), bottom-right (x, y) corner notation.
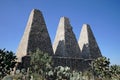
top-left (0, 0), bottom-right (120, 65)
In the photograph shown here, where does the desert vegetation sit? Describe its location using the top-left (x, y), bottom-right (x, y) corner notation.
top-left (0, 49), bottom-right (120, 80)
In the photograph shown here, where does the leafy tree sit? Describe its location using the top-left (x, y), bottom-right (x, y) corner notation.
top-left (0, 49), bottom-right (17, 78)
top-left (91, 56), bottom-right (111, 79)
top-left (110, 64), bottom-right (120, 79)
top-left (30, 49), bottom-right (52, 79)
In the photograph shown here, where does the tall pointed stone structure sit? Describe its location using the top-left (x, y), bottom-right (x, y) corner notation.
top-left (53, 17), bottom-right (81, 58)
top-left (16, 9), bottom-right (53, 62)
top-left (16, 9), bottom-right (103, 71)
top-left (78, 24), bottom-right (102, 59)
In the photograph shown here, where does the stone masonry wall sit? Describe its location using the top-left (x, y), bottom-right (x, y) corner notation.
top-left (53, 56), bottom-right (92, 71)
